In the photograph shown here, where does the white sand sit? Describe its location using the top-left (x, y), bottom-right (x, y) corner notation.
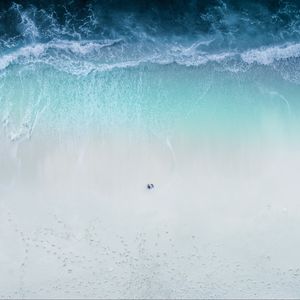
top-left (1, 129), bottom-right (300, 298)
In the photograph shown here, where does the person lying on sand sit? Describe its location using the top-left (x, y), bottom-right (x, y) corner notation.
top-left (147, 183), bottom-right (154, 190)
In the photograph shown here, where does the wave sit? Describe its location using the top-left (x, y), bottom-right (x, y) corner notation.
top-left (0, 1), bottom-right (299, 80)
top-left (0, 39), bottom-right (300, 76)
top-left (241, 43), bottom-right (300, 65)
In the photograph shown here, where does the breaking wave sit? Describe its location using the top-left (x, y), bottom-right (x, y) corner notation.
top-left (1, 40), bottom-right (300, 75)
top-left (0, 0), bottom-right (299, 77)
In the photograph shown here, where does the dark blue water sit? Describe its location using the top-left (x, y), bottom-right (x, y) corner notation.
top-left (1, 0), bottom-right (300, 65)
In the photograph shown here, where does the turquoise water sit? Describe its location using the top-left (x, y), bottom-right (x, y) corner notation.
top-left (1, 62), bottom-right (299, 141)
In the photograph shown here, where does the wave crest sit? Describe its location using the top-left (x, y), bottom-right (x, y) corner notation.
top-left (0, 40), bottom-right (300, 78)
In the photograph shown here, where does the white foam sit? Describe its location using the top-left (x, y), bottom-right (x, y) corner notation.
top-left (0, 40), bottom-right (300, 75)
top-left (0, 44), bottom-right (45, 70)
top-left (11, 3), bottom-right (40, 41)
top-left (46, 39), bottom-right (123, 55)
top-left (241, 43), bottom-right (300, 65)
top-left (0, 39), bottom-right (122, 73)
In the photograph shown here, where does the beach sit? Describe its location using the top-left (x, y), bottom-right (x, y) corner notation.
top-left (1, 0), bottom-right (300, 297)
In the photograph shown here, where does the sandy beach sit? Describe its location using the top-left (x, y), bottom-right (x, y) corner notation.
top-left (1, 126), bottom-right (300, 298)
